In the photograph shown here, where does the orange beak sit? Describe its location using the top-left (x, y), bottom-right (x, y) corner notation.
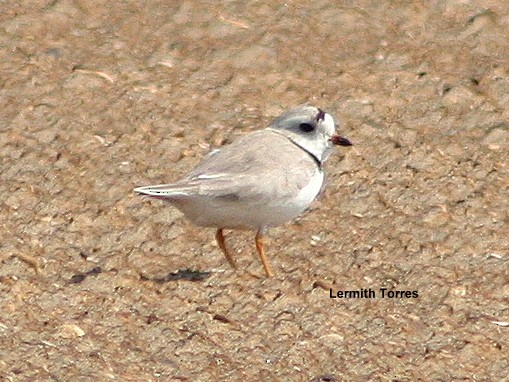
top-left (331, 134), bottom-right (352, 146)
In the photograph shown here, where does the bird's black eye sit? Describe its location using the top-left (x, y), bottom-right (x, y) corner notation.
top-left (299, 123), bottom-right (315, 132)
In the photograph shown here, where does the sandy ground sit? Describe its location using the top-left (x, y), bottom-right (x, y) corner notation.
top-left (1, 1), bottom-right (509, 381)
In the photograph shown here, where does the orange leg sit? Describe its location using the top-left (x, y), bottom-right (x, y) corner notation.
top-left (215, 229), bottom-right (237, 270)
top-left (255, 230), bottom-right (274, 277)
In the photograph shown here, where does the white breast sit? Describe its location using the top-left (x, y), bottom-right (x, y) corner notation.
top-left (258, 168), bottom-right (324, 227)
top-left (293, 169), bottom-right (324, 208)
top-left (240, 168), bottom-right (324, 228)
top-left (173, 169), bottom-right (324, 229)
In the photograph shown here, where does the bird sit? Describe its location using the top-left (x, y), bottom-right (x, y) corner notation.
top-left (134, 105), bottom-right (352, 277)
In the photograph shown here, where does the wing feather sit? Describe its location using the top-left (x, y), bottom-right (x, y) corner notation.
top-left (135, 130), bottom-right (320, 201)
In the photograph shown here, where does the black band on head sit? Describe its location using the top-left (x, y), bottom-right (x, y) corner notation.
top-left (316, 109), bottom-right (326, 122)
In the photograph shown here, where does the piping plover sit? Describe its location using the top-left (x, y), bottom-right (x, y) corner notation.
top-left (134, 106), bottom-right (352, 277)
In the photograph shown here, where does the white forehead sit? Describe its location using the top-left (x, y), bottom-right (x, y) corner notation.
top-left (321, 113), bottom-right (336, 136)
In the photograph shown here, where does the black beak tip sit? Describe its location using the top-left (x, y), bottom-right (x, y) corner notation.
top-left (332, 135), bottom-right (353, 146)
